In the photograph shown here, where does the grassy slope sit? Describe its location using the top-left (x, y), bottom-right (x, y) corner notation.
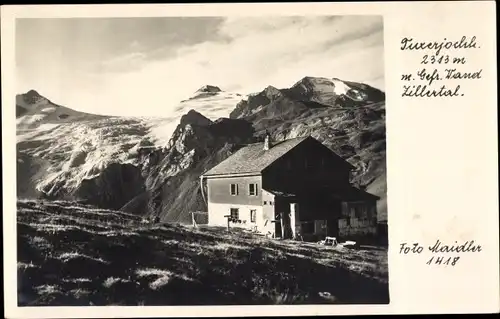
top-left (17, 200), bottom-right (389, 306)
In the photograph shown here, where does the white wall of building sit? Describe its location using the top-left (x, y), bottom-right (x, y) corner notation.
top-left (207, 202), bottom-right (260, 228)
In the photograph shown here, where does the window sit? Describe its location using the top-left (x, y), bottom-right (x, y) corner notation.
top-left (248, 183), bottom-right (258, 196)
top-left (355, 205), bottom-right (367, 218)
top-left (250, 209), bottom-right (256, 223)
top-left (264, 201), bottom-right (268, 205)
top-left (270, 201), bottom-right (274, 206)
top-left (230, 208), bottom-right (239, 220)
top-left (350, 206), bottom-right (356, 218)
top-left (368, 205), bottom-right (376, 217)
top-left (348, 202), bottom-right (367, 218)
top-left (230, 184), bottom-right (238, 196)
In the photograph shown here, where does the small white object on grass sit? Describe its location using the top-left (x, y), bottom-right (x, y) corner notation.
top-left (342, 240), bottom-right (358, 248)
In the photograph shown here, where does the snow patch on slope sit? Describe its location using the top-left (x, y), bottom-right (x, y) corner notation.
top-left (330, 78), bottom-right (351, 96)
top-left (17, 116), bottom-right (149, 196)
top-left (144, 91), bottom-right (245, 146)
top-left (331, 78), bottom-right (369, 102)
top-left (41, 107), bottom-right (57, 113)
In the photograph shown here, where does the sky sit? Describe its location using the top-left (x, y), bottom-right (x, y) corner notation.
top-left (16, 16), bottom-right (384, 117)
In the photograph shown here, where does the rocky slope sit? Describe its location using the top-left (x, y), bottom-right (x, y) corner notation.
top-left (121, 111), bottom-right (256, 222)
top-left (16, 77), bottom-right (387, 223)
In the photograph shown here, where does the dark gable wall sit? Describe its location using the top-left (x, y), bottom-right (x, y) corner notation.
top-left (207, 175), bottom-right (262, 205)
top-left (262, 137), bottom-right (352, 191)
top-left (275, 195), bottom-right (342, 220)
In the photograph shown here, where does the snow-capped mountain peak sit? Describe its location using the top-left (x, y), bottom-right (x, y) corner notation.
top-left (195, 85), bottom-right (222, 94)
top-left (22, 89), bottom-right (45, 103)
top-left (292, 76), bottom-right (354, 97)
top-left (174, 88), bottom-right (246, 125)
top-left (287, 76), bottom-right (384, 106)
top-left (16, 91), bottom-right (107, 129)
top-left (16, 90), bottom-right (50, 109)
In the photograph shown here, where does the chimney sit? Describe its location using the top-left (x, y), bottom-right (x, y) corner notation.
top-left (263, 131), bottom-right (272, 151)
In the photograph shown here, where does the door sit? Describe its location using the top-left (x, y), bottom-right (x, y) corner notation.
top-left (314, 220), bottom-right (327, 237)
top-left (326, 219), bottom-right (339, 237)
top-left (282, 211), bottom-right (293, 239)
top-left (275, 212), bottom-right (283, 238)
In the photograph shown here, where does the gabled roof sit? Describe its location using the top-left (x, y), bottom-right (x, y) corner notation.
top-left (202, 136), bottom-right (309, 177)
top-left (202, 135), bottom-right (355, 177)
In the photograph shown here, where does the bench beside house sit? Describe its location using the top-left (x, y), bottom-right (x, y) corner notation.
top-left (199, 133), bottom-right (380, 241)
